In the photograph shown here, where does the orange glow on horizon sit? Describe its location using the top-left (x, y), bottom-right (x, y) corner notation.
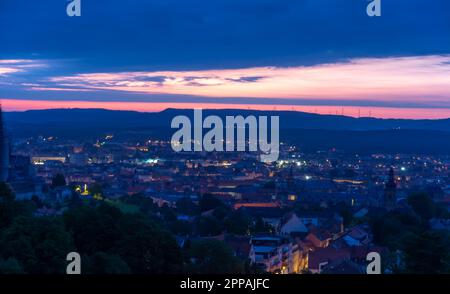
top-left (2, 98), bottom-right (450, 119)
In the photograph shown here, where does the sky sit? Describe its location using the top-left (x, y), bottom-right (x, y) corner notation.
top-left (1, 0), bottom-right (450, 119)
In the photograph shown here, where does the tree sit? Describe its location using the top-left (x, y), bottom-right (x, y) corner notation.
top-left (0, 182), bottom-right (16, 228)
top-left (159, 203), bottom-right (177, 222)
top-left (185, 240), bottom-right (244, 274)
top-left (224, 210), bottom-right (251, 235)
top-left (199, 194), bottom-right (224, 212)
top-left (113, 214), bottom-right (183, 273)
top-left (85, 252), bottom-right (131, 274)
top-left (169, 220), bottom-right (193, 236)
top-left (213, 205), bottom-right (231, 221)
top-left (90, 183), bottom-right (103, 197)
top-left (0, 182), bottom-right (15, 202)
top-left (0, 258), bottom-right (24, 274)
top-left (121, 193), bottom-right (157, 215)
top-left (370, 211), bottom-right (422, 248)
top-left (0, 216), bottom-right (74, 274)
top-left (51, 174), bottom-right (66, 188)
top-left (67, 192), bottom-right (83, 209)
top-left (63, 202), bottom-right (183, 273)
top-left (31, 195), bottom-right (44, 208)
top-left (176, 197), bottom-right (199, 216)
top-left (407, 192), bottom-right (435, 220)
top-left (195, 216), bottom-right (223, 236)
top-left (63, 204), bottom-right (122, 254)
top-left (403, 230), bottom-right (450, 273)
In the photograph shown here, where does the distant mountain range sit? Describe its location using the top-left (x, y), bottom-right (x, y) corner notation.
top-left (5, 108), bottom-right (450, 155)
top-left (5, 108), bottom-right (450, 131)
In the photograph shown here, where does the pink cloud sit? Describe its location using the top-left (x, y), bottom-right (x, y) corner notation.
top-left (0, 59), bottom-right (46, 76)
top-left (0, 67), bottom-right (21, 75)
top-left (46, 55), bottom-right (450, 102)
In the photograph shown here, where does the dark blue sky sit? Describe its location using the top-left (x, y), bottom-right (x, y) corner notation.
top-left (1, 0), bottom-right (450, 117)
top-left (2, 0), bottom-right (449, 69)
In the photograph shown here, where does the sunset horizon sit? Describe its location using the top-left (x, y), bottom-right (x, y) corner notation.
top-left (2, 54), bottom-right (450, 119)
top-left (2, 1), bottom-right (450, 121)
top-left (3, 98), bottom-right (450, 120)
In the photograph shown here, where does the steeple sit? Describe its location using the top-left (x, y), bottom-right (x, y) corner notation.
top-left (384, 167), bottom-right (397, 210)
top-left (287, 164), bottom-right (294, 188)
top-left (0, 103), bottom-right (10, 182)
top-left (387, 167), bottom-right (395, 184)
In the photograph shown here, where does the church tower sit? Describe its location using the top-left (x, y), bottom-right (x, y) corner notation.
top-left (287, 164), bottom-right (294, 189)
top-left (0, 104), bottom-right (10, 182)
top-left (384, 167), bottom-right (397, 210)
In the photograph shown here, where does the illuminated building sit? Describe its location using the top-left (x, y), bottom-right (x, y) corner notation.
top-left (31, 156), bottom-right (66, 165)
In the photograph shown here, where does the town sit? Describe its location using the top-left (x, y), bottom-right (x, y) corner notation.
top-left (170, 109), bottom-right (279, 162)
top-left (2, 108), bottom-right (449, 274)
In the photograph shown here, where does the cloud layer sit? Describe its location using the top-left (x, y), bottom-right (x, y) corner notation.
top-left (16, 55), bottom-right (450, 105)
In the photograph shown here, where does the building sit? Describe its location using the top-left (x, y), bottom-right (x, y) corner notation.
top-left (307, 247), bottom-right (351, 274)
top-left (279, 213), bottom-right (309, 236)
top-left (0, 104), bottom-right (9, 182)
top-left (384, 168), bottom-right (397, 210)
top-left (249, 235), bottom-right (299, 274)
top-left (0, 104), bottom-right (44, 199)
